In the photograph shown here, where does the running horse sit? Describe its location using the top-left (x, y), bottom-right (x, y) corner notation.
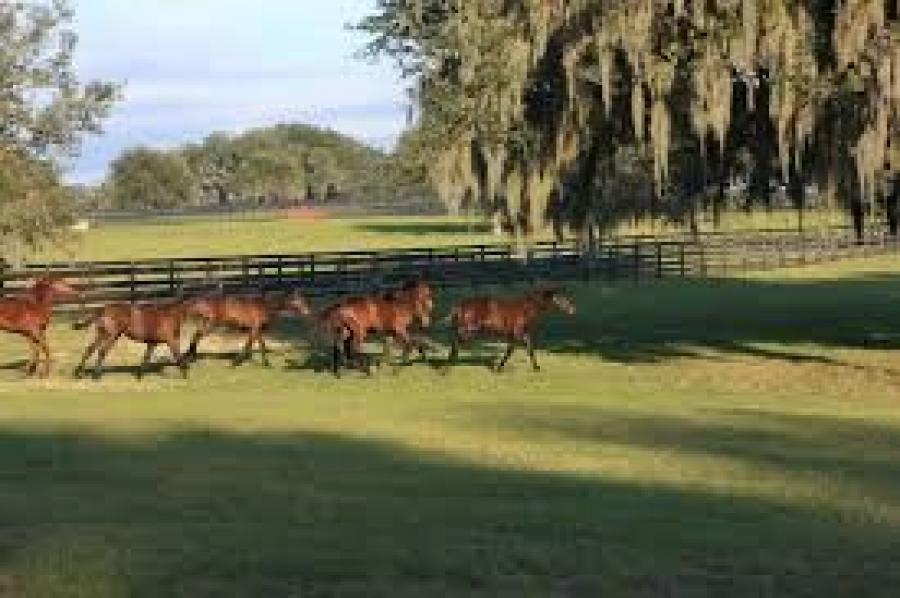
top-left (326, 279), bottom-right (435, 376)
top-left (184, 289), bottom-right (312, 366)
top-left (0, 276), bottom-right (81, 377)
top-left (446, 286), bottom-right (576, 372)
top-left (73, 299), bottom-right (192, 380)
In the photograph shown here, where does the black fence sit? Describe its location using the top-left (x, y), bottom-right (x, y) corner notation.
top-left (1, 228), bottom-right (896, 306)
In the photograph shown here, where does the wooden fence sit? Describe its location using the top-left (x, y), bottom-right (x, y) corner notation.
top-left (1, 228), bottom-right (896, 306)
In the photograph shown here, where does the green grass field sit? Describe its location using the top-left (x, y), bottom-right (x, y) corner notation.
top-left (0, 254), bottom-right (898, 596)
top-left (31, 209), bottom-right (851, 263)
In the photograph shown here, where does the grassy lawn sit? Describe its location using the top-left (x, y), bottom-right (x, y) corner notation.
top-left (30, 209), bottom-right (852, 263)
top-left (0, 255), bottom-right (899, 596)
top-left (34, 215), bottom-right (501, 262)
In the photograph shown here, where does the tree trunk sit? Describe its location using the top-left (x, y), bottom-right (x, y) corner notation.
top-left (850, 192), bottom-right (865, 242)
top-left (886, 180), bottom-right (899, 237)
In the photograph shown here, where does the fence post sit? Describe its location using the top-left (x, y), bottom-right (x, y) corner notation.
top-left (276, 256), bottom-right (284, 288)
top-left (699, 242), bottom-right (707, 278)
top-left (129, 262), bottom-right (137, 303)
top-left (679, 243), bottom-right (686, 277)
top-left (656, 242), bottom-right (663, 278)
top-left (168, 260), bottom-right (176, 296)
top-left (607, 244), bottom-right (616, 281)
top-left (633, 241), bottom-right (640, 283)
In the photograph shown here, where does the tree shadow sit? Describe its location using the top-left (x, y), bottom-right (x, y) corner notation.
top-left (468, 403), bottom-right (900, 503)
top-left (537, 272), bottom-right (900, 367)
top-left (0, 426), bottom-right (897, 597)
top-left (353, 222), bottom-right (492, 236)
top-left (0, 359), bottom-right (29, 372)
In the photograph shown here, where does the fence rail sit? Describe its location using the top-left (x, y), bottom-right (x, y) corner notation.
top-left (1, 228), bottom-right (896, 306)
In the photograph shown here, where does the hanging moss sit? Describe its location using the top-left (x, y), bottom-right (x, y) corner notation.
top-left (364, 0), bottom-right (900, 235)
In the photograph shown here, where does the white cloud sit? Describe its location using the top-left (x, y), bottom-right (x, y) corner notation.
top-left (67, 0), bottom-right (407, 183)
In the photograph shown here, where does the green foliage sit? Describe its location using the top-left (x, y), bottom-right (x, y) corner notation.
top-left (0, 149), bottom-right (73, 260)
top-left (107, 123), bottom-right (435, 210)
top-left (0, 0), bottom-right (118, 256)
top-left (105, 148), bottom-right (195, 211)
top-left (360, 1), bottom-right (898, 239)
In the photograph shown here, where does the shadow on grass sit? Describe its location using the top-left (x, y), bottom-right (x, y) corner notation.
top-left (353, 222), bottom-right (492, 236)
top-left (0, 360), bottom-right (29, 373)
top-left (253, 270), bottom-right (900, 375)
top-left (0, 426), bottom-right (897, 597)
top-left (531, 271), bottom-right (900, 367)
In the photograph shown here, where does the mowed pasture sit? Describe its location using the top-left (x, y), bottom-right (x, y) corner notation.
top-left (0, 255), bottom-right (899, 596)
top-left (32, 209), bottom-right (848, 262)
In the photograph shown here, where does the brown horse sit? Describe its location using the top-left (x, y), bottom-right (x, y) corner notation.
top-left (328, 280), bottom-right (435, 376)
top-left (73, 300), bottom-right (191, 379)
top-left (446, 286), bottom-right (576, 372)
top-left (307, 302), bottom-right (364, 377)
top-left (184, 289), bottom-right (312, 366)
top-left (0, 276), bottom-right (81, 377)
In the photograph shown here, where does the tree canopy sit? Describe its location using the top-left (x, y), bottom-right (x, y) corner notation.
top-left (101, 123), bottom-right (433, 210)
top-left (360, 0), bottom-right (900, 239)
top-left (0, 0), bottom-right (118, 257)
top-left (106, 148), bottom-right (195, 211)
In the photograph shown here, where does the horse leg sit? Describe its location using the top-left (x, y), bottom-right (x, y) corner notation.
top-left (23, 335), bottom-right (39, 377)
top-left (350, 334), bottom-right (371, 376)
top-left (74, 333), bottom-right (103, 378)
top-left (257, 332), bottom-right (271, 367)
top-left (234, 331), bottom-right (255, 367)
top-left (35, 331), bottom-right (52, 378)
top-left (495, 338), bottom-right (517, 373)
top-left (93, 335), bottom-right (119, 380)
top-left (381, 334), bottom-right (394, 368)
top-left (168, 339), bottom-right (189, 379)
top-left (524, 332), bottom-right (541, 372)
top-left (395, 330), bottom-right (415, 370)
top-left (186, 320), bottom-right (211, 361)
top-left (136, 343), bottom-right (156, 379)
top-left (447, 330), bottom-right (461, 365)
top-left (332, 340), bottom-right (342, 378)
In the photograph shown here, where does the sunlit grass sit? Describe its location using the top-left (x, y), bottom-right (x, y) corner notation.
top-left (0, 255), bottom-right (897, 595)
top-left (32, 209), bottom-right (853, 263)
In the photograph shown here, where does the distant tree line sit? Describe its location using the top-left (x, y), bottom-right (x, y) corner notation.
top-left (94, 124), bottom-right (435, 212)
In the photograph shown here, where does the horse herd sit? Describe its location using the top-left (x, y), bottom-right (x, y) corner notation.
top-left (0, 276), bottom-right (577, 380)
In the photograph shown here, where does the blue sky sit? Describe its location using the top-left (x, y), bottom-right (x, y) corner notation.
top-left (68, 0), bottom-right (407, 183)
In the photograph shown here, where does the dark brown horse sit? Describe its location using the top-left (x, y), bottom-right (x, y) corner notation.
top-left (73, 300), bottom-right (191, 379)
top-left (184, 289), bottom-right (312, 366)
top-left (0, 276), bottom-right (81, 377)
top-left (446, 286), bottom-right (576, 372)
top-left (327, 280), bottom-right (435, 376)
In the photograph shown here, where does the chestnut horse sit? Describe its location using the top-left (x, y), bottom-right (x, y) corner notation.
top-left (73, 300), bottom-right (191, 379)
top-left (327, 280), bottom-right (435, 376)
top-left (0, 276), bottom-right (81, 377)
top-left (184, 289), bottom-right (312, 366)
top-left (446, 287), bottom-right (576, 372)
